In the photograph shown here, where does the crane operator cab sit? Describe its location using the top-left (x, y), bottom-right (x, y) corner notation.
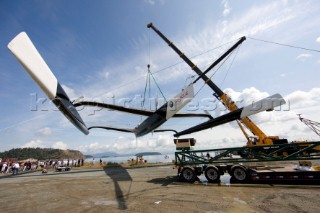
top-left (174, 138), bottom-right (196, 151)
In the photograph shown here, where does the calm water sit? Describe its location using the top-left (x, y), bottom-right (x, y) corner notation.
top-left (85, 154), bottom-right (175, 164)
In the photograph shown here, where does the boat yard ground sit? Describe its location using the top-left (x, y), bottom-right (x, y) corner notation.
top-left (1, 164), bottom-right (320, 213)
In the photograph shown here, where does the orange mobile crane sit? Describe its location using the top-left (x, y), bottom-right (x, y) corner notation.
top-left (147, 23), bottom-right (287, 147)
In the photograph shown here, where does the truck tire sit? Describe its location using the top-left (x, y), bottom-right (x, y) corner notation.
top-left (230, 165), bottom-right (248, 182)
top-left (204, 166), bottom-right (220, 182)
top-left (180, 167), bottom-right (196, 183)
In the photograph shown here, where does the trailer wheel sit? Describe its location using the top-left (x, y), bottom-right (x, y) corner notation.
top-left (230, 165), bottom-right (248, 182)
top-left (205, 166), bottom-right (220, 182)
top-left (180, 167), bottom-right (196, 183)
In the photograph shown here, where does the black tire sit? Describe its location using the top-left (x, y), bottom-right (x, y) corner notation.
top-left (230, 165), bottom-right (248, 182)
top-left (204, 166), bottom-right (220, 182)
top-left (180, 167), bottom-right (196, 183)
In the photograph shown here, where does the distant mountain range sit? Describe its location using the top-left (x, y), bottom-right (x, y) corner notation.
top-left (134, 152), bottom-right (161, 156)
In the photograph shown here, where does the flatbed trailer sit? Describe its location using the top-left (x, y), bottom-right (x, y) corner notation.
top-left (246, 166), bottom-right (320, 184)
top-left (174, 140), bottom-right (320, 183)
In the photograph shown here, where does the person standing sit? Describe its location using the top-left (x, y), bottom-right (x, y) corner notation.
top-left (1, 162), bottom-right (7, 174)
top-left (12, 162), bottom-right (19, 175)
top-left (11, 162), bottom-right (15, 175)
top-left (206, 152), bottom-right (211, 160)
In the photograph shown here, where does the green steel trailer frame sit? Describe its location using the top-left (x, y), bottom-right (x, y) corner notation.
top-left (174, 141), bottom-right (320, 183)
top-left (175, 141), bottom-right (320, 165)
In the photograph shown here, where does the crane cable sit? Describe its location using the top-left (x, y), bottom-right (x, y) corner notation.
top-left (247, 37), bottom-right (320, 53)
top-left (193, 44), bottom-right (238, 97)
top-left (142, 29), bottom-right (152, 109)
top-left (142, 68), bottom-right (150, 109)
top-left (90, 38), bottom-right (239, 100)
top-left (142, 29), bottom-right (167, 109)
top-left (220, 42), bottom-right (242, 88)
top-left (148, 65), bottom-right (167, 102)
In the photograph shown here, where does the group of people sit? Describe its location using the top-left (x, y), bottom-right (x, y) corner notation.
top-left (0, 160), bottom-right (35, 175)
top-left (47, 159), bottom-right (84, 168)
top-left (0, 158), bottom-right (85, 175)
top-left (91, 158), bottom-right (103, 166)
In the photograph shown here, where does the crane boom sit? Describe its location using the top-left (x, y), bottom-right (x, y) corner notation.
top-left (147, 22), bottom-right (241, 97)
top-left (298, 115), bottom-right (320, 137)
top-left (148, 22), bottom-right (287, 146)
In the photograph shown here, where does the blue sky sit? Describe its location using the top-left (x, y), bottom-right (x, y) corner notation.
top-left (1, 0), bottom-right (320, 154)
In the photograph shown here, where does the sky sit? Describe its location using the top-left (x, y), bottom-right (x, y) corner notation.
top-left (0, 0), bottom-right (320, 155)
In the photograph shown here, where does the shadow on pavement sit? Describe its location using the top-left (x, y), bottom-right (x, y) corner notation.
top-left (230, 177), bottom-right (320, 186)
top-left (103, 166), bottom-right (132, 210)
top-left (147, 176), bottom-right (179, 186)
top-left (148, 174), bottom-right (320, 188)
top-left (0, 168), bottom-right (103, 179)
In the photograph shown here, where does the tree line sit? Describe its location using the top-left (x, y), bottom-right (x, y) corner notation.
top-left (0, 147), bottom-right (83, 160)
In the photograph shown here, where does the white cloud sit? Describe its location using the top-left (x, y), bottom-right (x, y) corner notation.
top-left (145, 0), bottom-right (155, 5)
top-left (75, 0), bottom-right (317, 109)
top-left (222, 0), bottom-right (231, 17)
top-left (6, 1), bottom-right (320, 154)
top-left (36, 127), bottom-right (52, 136)
top-left (78, 134), bottom-right (174, 154)
top-left (104, 71), bottom-right (110, 79)
top-left (176, 86), bottom-right (320, 146)
top-left (225, 87), bottom-right (269, 106)
top-left (215, 2), bottom-right (296, 40)
top-left (285, 88), bottom-right (320, 110)
top-left (296, 53), bottom-right (312, 61)
top-left (144, 0), bottom-right (165, 5)
top-left (52, 141), bottom-right (68, 150)
top-left (85, 1), bottom-right (299, 102)
top-left (71, 85), bottom-right (320, 154)
top-left (316, 36), bottom-right (320, 43)
top-left (22, 140), bottom-right (44, 148)
top-left (78, 142), bottom-right (105, 154)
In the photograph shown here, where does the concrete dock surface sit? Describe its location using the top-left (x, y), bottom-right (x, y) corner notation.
top-left (0, 165), bottom-right (320, 213)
